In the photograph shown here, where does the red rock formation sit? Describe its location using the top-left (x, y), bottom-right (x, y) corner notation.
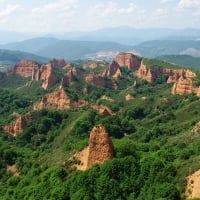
top-left (171, 76), bottom-right (195, 95)
top-left (102, 60), bottom-right (121, 78)
top-left (62, 67), bottom-right (84, 86)
top-left (87, 125), bottom-right (114, 169)
top-left (83, 61), bottom-right (107, 69)
top-left (40, 63), bottom-right (58, 89)
top-left (85, 73), bottom-right (118, 89)
top-left (34, 87), bottom-right (113, 116)
top-left (50, 58), bottom-right (66, 68)
top-left (2, 114), bottom-right (31, 136)
top-left (34, 87), bottom-right (72, 110)
top-left (135, 60), bottom-right (196, 83)
top-left (13, 60), bottom-right (40, 80)
top-left (116, 53), bottom-right (141, 70)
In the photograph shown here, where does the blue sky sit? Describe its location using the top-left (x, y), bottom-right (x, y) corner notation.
top-left (0, 0), bottom-right (199, 33)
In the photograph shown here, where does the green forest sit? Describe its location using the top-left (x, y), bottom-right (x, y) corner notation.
top-left (0, 56), bottom-right (200, 200)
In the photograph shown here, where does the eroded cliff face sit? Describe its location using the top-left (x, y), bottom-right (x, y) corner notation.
top-left (34, 87), bottom-right (113, 116)
top-left (85, 73), bottom-right (118, 89)
top-left (87, 125), bottom-right (114, 169)
top-left (171, 76), bottom-right (195, 95)
top-left (13, 60), bottom-right (58, 89)
top-left (135, 61), bottom-right (196, 83)
top-left (34, 87), bottom-right (72, 110)
top-left (2, 114), bottom-right (31, 136)
top-left (116, 53), bottom-right (141, 70)
top-left (50, 58), bottom-right (66, 68)
top-left (40, 64), bottom-right (58, 89)
top-left (102, 60), bottom-right (121, 78)
top-left (62, 67), bottom-right (84, 86)
top-left (13, 60), bottom-right (40, 80)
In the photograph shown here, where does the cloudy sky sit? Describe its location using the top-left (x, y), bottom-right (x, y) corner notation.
top-left (0, 0), bottom-right (200, 33)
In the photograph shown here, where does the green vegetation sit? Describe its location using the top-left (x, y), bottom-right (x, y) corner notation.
top-left (0, 58), bottom-right (200, 199)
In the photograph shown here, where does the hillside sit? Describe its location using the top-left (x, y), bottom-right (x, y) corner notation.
top-left (0, 49), bottom-right (49, 71)
top-left (157, 55), bottom-right (200, 71)
top-left (0, 38), bottom-right (133, 60)
top-left (0, 54), bottom-right (200, 199)
top-left (134, 40), bottom-right (200, 58)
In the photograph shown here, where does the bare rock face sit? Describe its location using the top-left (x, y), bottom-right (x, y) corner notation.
top-left (116, 53), bottom-right (141, 70)
top-left (87, 125), bottom-right (114, 169)
top-left (50, 58), bottom-right (66, 68)
top-left (102, 60), bottom-right (121, 78)
top-left (34, 87), bottom-right (72, 110)
top-left (40, 63), bottom-right (58, 89)
top-left (135, 60), bottom-right (196, 83)
top-left (83, 61), bottom-right (107, 69)
top-left (13, 60), bottom-right (40, 80)
top-left (125, 94), bottom-right (134, 101)
top-left (85, 73), bottom-right (118, 89)
top-left (2, 114), bottom-right (31, 136)
top-left (171, 76), bottom-right (195, 95)
top-left (62, 67), bottom-right (84, 86)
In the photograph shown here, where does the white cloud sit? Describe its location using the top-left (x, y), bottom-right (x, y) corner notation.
top-left (178, 0), bottom-right (200, 10)
top-left (160, 0), bottom-right (173, 4)
top-left (98, 2), bottom-right (142, 17)
top-left (0, 4), bottom-right (20, 19)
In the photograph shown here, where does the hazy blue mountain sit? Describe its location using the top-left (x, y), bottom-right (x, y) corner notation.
top-left (133, 40), bottom-right (200, 58)
top-left (1, 27), bottom-right (200, 46)
top-left (0, 38), bottom-right (133, 60)
top-left (0, 49), bottom-right (49, 71)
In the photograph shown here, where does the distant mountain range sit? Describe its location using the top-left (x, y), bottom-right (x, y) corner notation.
top-left (0, 27), bottom-right (200, 62)
top-left (0, 49), bottom-right (49, 71)
top-left (0, 38), bottom-right (133, 61)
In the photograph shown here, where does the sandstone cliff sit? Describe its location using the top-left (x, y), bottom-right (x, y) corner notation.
top-left (34, 87), bottom-right (113, 116)
top-left (13, 60), bottom-right (58, 89)
top-left (171, 76), bottom-right (195, 95)
top-left (83, 61), bottom-right (107, 69)
top-left (62, 67), bottom-right (84, 86)
top-left (87, 125), bottom-right (114, 169)
top-left (34, 87), bottom-right (72, 110)
top-left (85, 73), bottom-right (118, 89)
top-left (135, 60), bottom-right (196, 83)
top-left (13, 60), bottom-right (40, 80)
top-left (40, 64), bottom-right (58, 89)
top-left (116, 53), bottom-right (141, 70)
top-left (50, 58), bottom-right (66, 68)
top-left (102, 60), bottom-right (121, 78)
top-left (2, 114), bottom-right (31, 136)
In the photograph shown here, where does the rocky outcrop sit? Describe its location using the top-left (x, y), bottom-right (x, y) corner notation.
top-left (13, 60), bottom-right (58, 89)
top-left (34, 87), bottom-right (113, 116)
top-left (125, 94), bottom-right (134, 101)
top-left (62, 67), bottom-right (84, 86)
top-left (83, 61), bottom-right (107, 69)
top-left (102, 60), bottom-right (121, 78)
top-left (116, 53), bottom-right (141, 70)
top-left (13, 60), bottom-right (40, 80)
top-left (87, 125), bottom-right (114, 169)
top-left (50, 58), bottom-right (66, 68)
top-left (85, 73), bottom-right (118, 89)
top-left (135, 60), bottom-right (196, 83)
top-left (40, 64), bottom-right (58, 89)
top-left (2, 114), bottom-right (31, 136)
top-left (171, 76), bottom-right (195, 95)
top-left (34, 87), bottom-right (72, 110)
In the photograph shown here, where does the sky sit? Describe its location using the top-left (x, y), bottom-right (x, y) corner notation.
top-left (0, 0), bottom-right (200, 33)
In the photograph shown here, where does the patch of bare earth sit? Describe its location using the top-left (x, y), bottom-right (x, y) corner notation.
top-left (186, 169), bottom-right (200, 199)
top-left (6, 165), bottom-right (20, 176)
top-left (73, 147), bottom-right (89, 171)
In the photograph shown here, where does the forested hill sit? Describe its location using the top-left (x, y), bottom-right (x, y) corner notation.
top-left (0, 53), bottom-right (200, 199)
